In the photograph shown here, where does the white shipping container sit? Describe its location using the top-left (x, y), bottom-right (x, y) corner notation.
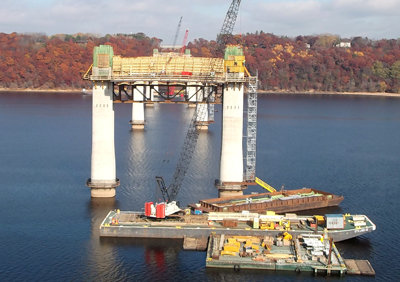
top-left (325, 215), bottom-right (344, 229)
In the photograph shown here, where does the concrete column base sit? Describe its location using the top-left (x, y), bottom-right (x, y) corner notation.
top-left (215, 180), bottom-right (247, 198)
top-left (130, 120), bottom-right (145, 129)
top-left (131, 124), bottom-right (145, 129)
top-left (218, 189), bottom-right (244, 198)
top-left (195, 121), bottom-right (210, 131)
top-left (196, 124), bottom-right (208, 130)
top-left (86, 178), bottom-right (120, 198)
top-left (91, 188), bottom-right (116, 198)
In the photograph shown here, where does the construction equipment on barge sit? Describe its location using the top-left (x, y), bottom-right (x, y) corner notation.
top-left (100, 210), bottom-right (375, 243)
top-left (206, 233), bottom-right (375, 276)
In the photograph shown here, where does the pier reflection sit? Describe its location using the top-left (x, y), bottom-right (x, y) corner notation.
top-left (125, 122), bottom-right (153, 206)
top-left (85, 198), bottom-right (123, 280)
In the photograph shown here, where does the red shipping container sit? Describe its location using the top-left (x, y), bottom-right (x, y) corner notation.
top-left (156, 203), bottom-right (165, 218)
top-left (145, 202), bottom-right (153, 217)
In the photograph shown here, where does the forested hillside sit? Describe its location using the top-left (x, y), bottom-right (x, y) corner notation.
top-left (1, 32), bottom-right (400, 93)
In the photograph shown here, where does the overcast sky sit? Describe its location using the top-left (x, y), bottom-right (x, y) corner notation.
top-left (1, 0), bottom-right (399, 43)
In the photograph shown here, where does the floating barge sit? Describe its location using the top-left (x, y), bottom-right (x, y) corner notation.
top-left (194, 188), bottom-right (344, 214)
top-left (206, 233), bottom-right (375, 276)
top-left (99, 210), bottom-right (375, 244)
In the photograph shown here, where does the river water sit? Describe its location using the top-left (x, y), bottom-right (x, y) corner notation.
top-left (0, 91), bottom-right (399, 281)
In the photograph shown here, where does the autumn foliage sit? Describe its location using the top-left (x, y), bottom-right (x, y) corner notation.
top-left (0, 32), bottom-right (159, 90)
top-left (1, 32), bottom-right (400, 93)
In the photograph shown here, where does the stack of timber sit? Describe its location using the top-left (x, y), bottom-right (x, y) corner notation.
top-left (196, 188), bottom-right (344, 213)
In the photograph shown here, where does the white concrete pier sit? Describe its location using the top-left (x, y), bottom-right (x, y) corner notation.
top-left (145, 83), bottom-right (154, 107)
top-left (130, 83), bottom-right (145, 129)
top-left (188, 82), bottom-right (197, 108)
top-left (196, 86), bottom-right (209, 130)
top-left (88, 82), bottom-right (119, 197)
top-left (218, 83), bottom-right (244, 197)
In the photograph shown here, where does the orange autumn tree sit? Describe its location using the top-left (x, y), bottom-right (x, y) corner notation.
top-left (1, 32), bottom-right (400, 92)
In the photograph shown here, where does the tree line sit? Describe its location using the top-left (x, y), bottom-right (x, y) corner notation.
top-left (1, 31), bottom-right (400, 93)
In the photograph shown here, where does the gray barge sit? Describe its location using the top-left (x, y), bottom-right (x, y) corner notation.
top-left (99, 210), bottom-right (376, 243)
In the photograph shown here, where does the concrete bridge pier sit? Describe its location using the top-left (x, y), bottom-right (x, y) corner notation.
top-left (196, 85), bottom-right (209, 130)
top-left (87, 82), bottom-right (119, 197)
top-left (145, 83), bottom-right (154, 107)
top-left (188, 82), bottom-right (197, 108)
top-left (218, 83), bottom-right (244, 198)
top-left (130, 82), bottom-right (145, 129)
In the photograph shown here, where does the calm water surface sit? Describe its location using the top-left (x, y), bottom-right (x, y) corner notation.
top-left (0, 91), bottom-right (399, 281)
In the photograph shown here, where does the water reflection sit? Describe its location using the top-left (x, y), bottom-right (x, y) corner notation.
top-left (85, 198), bottom-right (121, 280)
top-left (336, 236), bottom-right (373, 259)
top-left (99, 237), bottom-right (182, 280)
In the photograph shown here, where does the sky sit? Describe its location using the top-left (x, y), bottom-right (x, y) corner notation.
top-left (1, 0), bottom-right (399, 43)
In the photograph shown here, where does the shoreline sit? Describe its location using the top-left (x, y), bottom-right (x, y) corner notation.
top-left (257, 90), bottom-right (400, 98)
top-left (1, 88), bottom-right (400, 98)
top-left (0, 88), bottom-right (83, 93)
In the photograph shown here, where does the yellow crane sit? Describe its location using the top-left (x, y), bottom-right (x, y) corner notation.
top-left (255, 177), bottom-right (276, 193)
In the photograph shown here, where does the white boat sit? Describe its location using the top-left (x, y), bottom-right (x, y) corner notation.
top-left (81, 88), bottom-right (92, 95)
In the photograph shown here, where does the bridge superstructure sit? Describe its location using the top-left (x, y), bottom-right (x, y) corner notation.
top-left (85, 45), bottom-right (257, 198)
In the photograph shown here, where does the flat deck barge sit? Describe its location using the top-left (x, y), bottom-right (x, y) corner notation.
top-left (206, 233), bottom-right (375, 276)
top-left (100, 211), bottom-right (375, 243)
top-left (193, 188), bottom-right (344, 213)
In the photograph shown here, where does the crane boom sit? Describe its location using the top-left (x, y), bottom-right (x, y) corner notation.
top-left (217, 0), bottom-right (241, 46)
top-left (156, 102), bottom-right (209, 202)
top-left (180, 29), bottom-right (189, 54)
top-left (172, 16), bottom-right (183, 49)
top-left (154, 1), bottom-right (243, 203)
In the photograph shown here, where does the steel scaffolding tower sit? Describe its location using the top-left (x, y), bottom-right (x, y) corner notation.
top-left (244, 74), bottom-right (258, 181)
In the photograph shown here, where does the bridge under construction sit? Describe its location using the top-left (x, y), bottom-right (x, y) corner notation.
top-left (84, 44), bottom-right (258, 199)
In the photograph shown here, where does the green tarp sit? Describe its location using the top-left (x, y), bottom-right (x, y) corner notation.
top-left (224, 45), bottom-right (244, 60)
top-left (93, 45), bottom-right (114, 67)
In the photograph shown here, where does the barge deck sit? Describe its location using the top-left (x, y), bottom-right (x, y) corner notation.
top-left (205, 233), bottom-right (375, 276)
top-left (99, 211), bottom-right (376, 244)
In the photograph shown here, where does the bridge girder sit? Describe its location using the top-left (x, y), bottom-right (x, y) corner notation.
top-left (111, 81), bottom-right (224, 104)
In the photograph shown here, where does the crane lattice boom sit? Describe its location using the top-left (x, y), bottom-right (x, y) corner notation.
top-left (172, 16), bottom-right (183, 49)
top-left (217, 0), bottom-right (241, 46)
top-left (156, 102), bottom-right (209, 202)
top-left (180, 29), bottom-right (189, 54)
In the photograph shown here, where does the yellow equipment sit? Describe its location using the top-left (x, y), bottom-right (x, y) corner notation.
top-left (260, 221), bottom-right (275, 230)
top-left (221, 250), bottom-right (237, 256)
top-left (223, 244), bottom-right (240, 253)
top-left (252, 244), bottom-right (259, 250)
top-left (255, 177), bottom-right (276, 193)
top-left (282, 232), bottom-right (293, 241)
top-left (280, 219), bottom-right (291, 230)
